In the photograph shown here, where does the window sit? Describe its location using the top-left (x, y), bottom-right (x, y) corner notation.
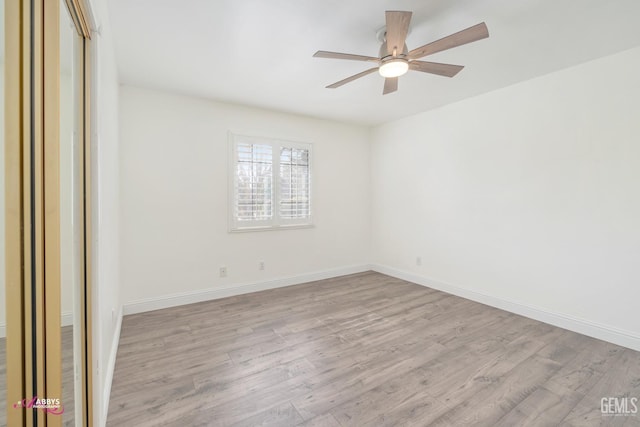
top-left (230, 134), bottom-right (312, 231)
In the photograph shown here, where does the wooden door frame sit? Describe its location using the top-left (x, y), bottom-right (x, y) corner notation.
top-left (5, 0), bottom-right (28, 424)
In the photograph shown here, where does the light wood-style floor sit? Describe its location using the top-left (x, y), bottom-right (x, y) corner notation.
top-left (107, 272), bottom-right (640, 426)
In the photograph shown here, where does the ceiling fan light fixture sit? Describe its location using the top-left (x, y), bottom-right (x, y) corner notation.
top-left (379, 59), bottom-right (409, 78)
top-left (313, 11), bottom-right (489, 95)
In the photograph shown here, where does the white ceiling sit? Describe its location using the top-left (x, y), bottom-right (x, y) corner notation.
top-left (108, 0), bottom-right (640, 126)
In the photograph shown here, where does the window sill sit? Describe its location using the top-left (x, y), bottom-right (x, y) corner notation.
top-left (229, 223), bottom-right (315, 233)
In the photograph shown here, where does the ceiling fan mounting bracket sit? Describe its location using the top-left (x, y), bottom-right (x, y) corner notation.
top-left (376, 25), bottom-right (412, 44)
top-left (375, 26), bottom-right (387, 43)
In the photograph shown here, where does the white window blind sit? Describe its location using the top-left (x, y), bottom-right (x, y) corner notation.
top-left (235, 142), bottom-right (273, 222)
top-left (279, 147), bottom-right (310, 220)
top-left (230, 134), bottom-right (312, 231)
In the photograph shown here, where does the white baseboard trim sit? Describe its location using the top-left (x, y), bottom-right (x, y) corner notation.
top-left (62, 311), bottom-right (73, 327)
top-left (102, 305), bottom-right (123, 425)
top-left (0, 311), bottom-right (73, 338)
top-left (123, 264), bottom-right (372, 316)
top-left (372, 264), bottom-right (640, 352)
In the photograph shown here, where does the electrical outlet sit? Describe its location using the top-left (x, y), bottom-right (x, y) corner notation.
top-left (416, 256), bottom-right (422, 266)
top-left (219, 266), bottom-right (227, 277)
top-left (258, 261), bottom-right (265, 271)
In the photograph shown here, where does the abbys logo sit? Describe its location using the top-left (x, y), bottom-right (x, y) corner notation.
top-left (601, 397), bottom-right (638, 416)
top-left (14, 396), bottom-right (64, 415)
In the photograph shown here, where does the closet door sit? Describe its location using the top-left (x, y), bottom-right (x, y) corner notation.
top-left (60, 3), bottom-right (82, 424)
top-left (1, 0), bottom-right (8, 421)
top-left (55, 1), bottom-right (93, 425)
top-left (53, 1), bottom-right (93, 425)
top-left (57, 0), bottom-right (91, 426)
top-left (3, 0), bottom-right (93, 425)
top-left (4, 1), bottom-right (32, 425)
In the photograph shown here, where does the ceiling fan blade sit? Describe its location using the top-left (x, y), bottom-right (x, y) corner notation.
top-left (313, 50), bottom-right (379, 62)
top-left (408, 22), bottom-right (489, 60)
top-left (409, 61), bottom-right (464, 77)
top-left (383, 77), bottom-right (398, 95)
top-left (385, 11), bottom-right (412, 56)
top-left (326, 67), bottom-right (379, 89)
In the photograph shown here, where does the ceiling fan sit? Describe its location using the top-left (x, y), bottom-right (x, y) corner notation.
top-left (313, 11), bottom-right (489, 95)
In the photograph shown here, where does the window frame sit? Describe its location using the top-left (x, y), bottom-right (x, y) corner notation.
top-left (228, 133), bottom-right (313, 232)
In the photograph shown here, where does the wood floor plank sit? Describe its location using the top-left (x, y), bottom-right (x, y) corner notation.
top-left (493, 386), bottom-right (582, 427)
top-left (433, 335), bottom-right (553, 406)
top-left (291, 340), bottom-right (447, 420)
top-left (106, 375), bottom-right (197, 426)
top-left (106, 272), bottom-right (640, 426)
top-left (561, 348), bottom-right (640, 426)
top-left (229, 402), bottom-right (304, 427)
top-left (296, 413), bottom-right (342, 427)
top-left (544, 341), bottom-right (625, 399)
top-left (429, 354), bottom-right (563, 426)
top-left (328, 355), bottom-right (446, 425)
top-left (559, 402), bottom-right (637, 427)
top-left (358, 392), bottom-right (452, 427)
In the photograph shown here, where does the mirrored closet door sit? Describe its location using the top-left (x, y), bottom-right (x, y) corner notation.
top-left (3, 0), bottom-right (93, 425)
top-left (60, 1), bottom-right (93, 425)
top-left (0, 0), bottom-right (6, 421)
top-left (60, 2), bottom-right (83, 424)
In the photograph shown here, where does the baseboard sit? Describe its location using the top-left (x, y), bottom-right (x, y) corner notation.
top-left (123, 264), bottom-right (372, 316)
top-left (62, 311), bottom-right (73, 327)
top-left (0, 311), bottom-right (73, 338)
top-left (372, 264), bottom-right (640, 352)
top-left (102, 305), bottom-right (123, 426)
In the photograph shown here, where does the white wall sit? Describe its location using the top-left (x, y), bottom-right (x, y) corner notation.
top-left (371, 46), bottom-right (640, 349)
top-left (88, 0), bottom-right (121, 425)
top-left (1, 62), bottom-right (5, 333)
top-left (119, 86), bottom-right (371, 307)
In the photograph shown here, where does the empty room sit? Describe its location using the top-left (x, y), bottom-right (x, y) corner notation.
top-left (2, 0), bottom-right (640, 426)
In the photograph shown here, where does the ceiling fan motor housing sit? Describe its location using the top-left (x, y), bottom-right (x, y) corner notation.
top-left (379, 41), bottom-right (409, 60)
